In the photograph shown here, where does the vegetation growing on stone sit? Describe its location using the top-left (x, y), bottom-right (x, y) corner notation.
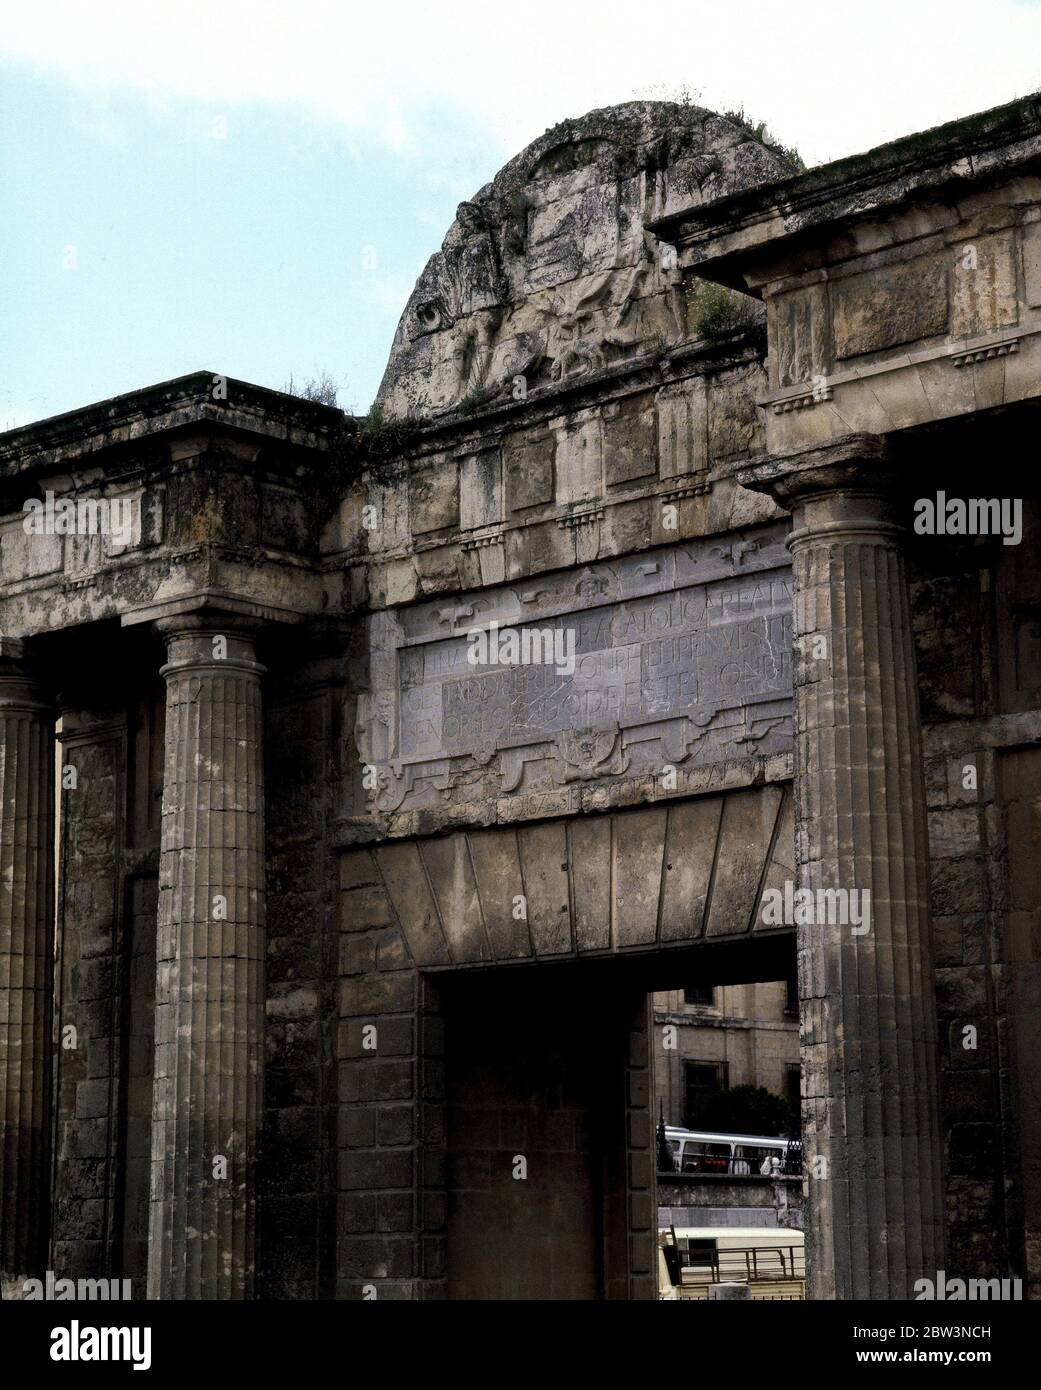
top-left (457, 384), bottom-right (495, 417)
top-left (686, 277), bottom-right (765, 341)
top-left (722, 106), bottom-right (805, 170)
top-left (352, 403), bottom-right (420, 470)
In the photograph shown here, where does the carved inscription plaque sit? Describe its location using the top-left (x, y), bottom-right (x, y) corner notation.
top-left (399, 577), bottom-right (791, 760)
top-left (358, 525), bottom-right (794, 813)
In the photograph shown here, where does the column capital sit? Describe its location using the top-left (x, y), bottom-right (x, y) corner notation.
top-left (0, 635), bottom-right (31, 664)
top-left (735, 434), bottom-right (903, 552)
top-left (154, 612), bottom-right (266, 681)
top-left (736, 432), bottom-right (893, 504)
top-left (0, 637), bottom-right (51, 713)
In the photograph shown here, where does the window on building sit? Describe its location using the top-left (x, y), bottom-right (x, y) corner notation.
top-left (785, 974), bottom-right (798, 1015)
top-left (684, 1061), bottom-right (727, 1128)
top-left (786, 1064), bottom-right (801, 1130)
top-left (684, 984), bottom-right (715, 1006)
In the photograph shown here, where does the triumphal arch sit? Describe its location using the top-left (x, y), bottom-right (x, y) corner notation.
top-left (1, 95), bottom-right (1039, 1300)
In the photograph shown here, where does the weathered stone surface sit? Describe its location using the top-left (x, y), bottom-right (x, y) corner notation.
top-left (657, 376), bottom-right (708, 480)
top-left (705, 785), bottom-right (784, 938)
top-left (376, 104), bottom-right (797, 418)
top-left (517, 820), bottom-right (571, 956)
top-left (950, 230), bottom-right (1019, 340)
top-left (569, 815), bottom-right (613, 952)
top-left (410, 461), bottom-right (460, 535)
top-left (602, 391), bottom-right (657, 487)
top-left (658, 796), bottom-right (722, 941)
top-left (832, 256), bottom-right (948, 359)
top-left (708, 366), bottom-right (766, 460)
top-left (611, 807), bottom-right (667, 947)
top-left (338, 791), bottom-right (791, 969)
top-left (1022, 220), bottom-right (1041, 307)
top-left (552, 409), bottom-right (603, 506)
top-left (374, 843), bottom-right (452, 968)
top-left (466, 828), bottom-right (532, 960)
top-left (504, 426), bottom-right (554, 512)
top-left (770, 281), bottom-right (829, 388)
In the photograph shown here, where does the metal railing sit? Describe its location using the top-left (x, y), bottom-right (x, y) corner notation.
top-left (679, 1244), bottom-right (806, 1283)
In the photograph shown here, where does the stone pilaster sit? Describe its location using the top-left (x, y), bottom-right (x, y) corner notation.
top-left (148, 617), bottom-right (266, 1300)
top-left (0, 638), bottom-right (55, 1288)
top-left (738, 435), bottom-right (945, 1300)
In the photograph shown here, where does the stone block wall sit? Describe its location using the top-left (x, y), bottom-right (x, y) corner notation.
top-left (335, 845), bottom-right (441, 1299)
top-left (909, 466), bottom-right (1041, 1288)
top-left (334, 840), bottom-right (664, 1300)
top-left (332, 793), bottom-right (791, 1298)
top-left (331, 348), bottom-right (782, 627)
top-left (50, 672), bottom-right (164, 1296)
top-left (259, 645), bottom-right (345, 1300)
top-left (52, 709), bottom-right (125, 1282)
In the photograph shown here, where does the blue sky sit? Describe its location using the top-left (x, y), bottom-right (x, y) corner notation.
top-left (0, 69), bottom-right (502, 424)
top-left (3, 0), bottom-right (1041, 428)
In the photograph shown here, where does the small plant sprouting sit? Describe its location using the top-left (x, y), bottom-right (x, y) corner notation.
top-left (686, 278), bottom-right (764, 341)
top-left (722, 106), bottom-right (805, 171)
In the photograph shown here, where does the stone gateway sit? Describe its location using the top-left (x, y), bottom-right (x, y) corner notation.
top-left (1, 94), bottom-right (1039, 1301)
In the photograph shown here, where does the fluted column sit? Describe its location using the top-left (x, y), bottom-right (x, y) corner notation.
top-left (0, 638), bottom-right (54, 1287)
top-left (738, 435), bottom-right (944, 1300)
top-left (148, 616), bottom-right (266, 1300)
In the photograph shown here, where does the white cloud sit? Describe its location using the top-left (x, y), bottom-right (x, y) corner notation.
top-left (4, 0), bottom-right (1041, 167)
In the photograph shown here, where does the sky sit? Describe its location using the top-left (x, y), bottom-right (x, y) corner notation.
top-left (2, 0), bottom-right (1041, 428)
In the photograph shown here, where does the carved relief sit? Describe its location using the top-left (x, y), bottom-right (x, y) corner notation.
top-left (769, 281), bottom-right (830, 388)
top-left (354, 526), bottom-right (794, 815)
top-left (553, 724), bottom-right (630, 782)
top-left (377, 104), bottom-right (799, 416)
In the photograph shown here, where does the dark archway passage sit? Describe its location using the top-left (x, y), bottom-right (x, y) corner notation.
top-left (437, 935), bottom-right (795, 1299)
top-left (444, 972), bottom-right (613, 1299)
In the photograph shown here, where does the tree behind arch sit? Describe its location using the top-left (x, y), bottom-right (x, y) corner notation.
top-left (688, 1084), bottom-right (794, 1137)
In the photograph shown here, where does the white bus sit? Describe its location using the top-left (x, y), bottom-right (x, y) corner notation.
top-left (663, 1126), bottom-right (794, 1176)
